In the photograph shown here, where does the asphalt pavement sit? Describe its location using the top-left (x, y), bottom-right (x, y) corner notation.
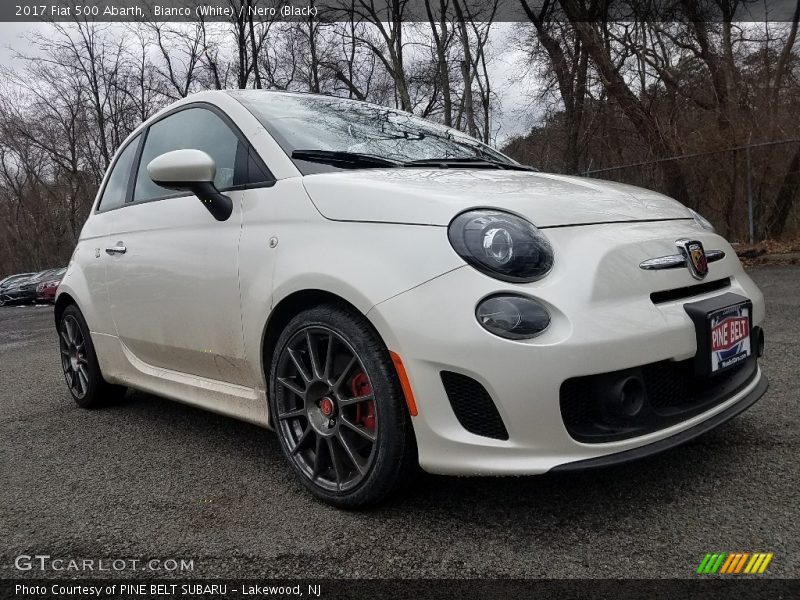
top-left (1, 266), bottom-right (798, 579)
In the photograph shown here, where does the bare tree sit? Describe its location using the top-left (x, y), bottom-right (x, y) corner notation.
top-left (347, 0), bottom-right (414, 110)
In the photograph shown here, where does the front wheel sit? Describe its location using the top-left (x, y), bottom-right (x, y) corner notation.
top-left (58, 304), bottom-right (126, 408)
top-left (269, 304), bottom-right (417, 508)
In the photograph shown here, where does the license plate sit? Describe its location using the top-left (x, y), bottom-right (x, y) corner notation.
top-left (708, 303), bottom-right (751, 373)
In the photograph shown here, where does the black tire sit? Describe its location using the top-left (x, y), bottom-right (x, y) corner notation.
top-left (58, 304), bottom-right (127, 408)
top-left (268, 303), bottom-right (418, 508)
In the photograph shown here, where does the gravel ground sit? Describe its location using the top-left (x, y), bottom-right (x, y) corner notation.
top-left (0, 266), bottom-right (797, 580)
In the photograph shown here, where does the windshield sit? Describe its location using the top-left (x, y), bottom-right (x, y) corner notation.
top-left (30, 269), bottom-right (58, 283)
top-left (230, 91), bottom-right (517, 172)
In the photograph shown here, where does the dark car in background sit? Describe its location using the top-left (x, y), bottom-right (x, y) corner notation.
top-left (0, 273), bottom-right (36, 306)
top-left (0, 272), bottom-right (35, 290)
top-left (35, 268), bottom-right (67, 304)
top-left (0, 269), bottom-right (63, 306)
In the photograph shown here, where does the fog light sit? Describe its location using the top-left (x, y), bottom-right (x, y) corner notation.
top-left (475, 294), bottom-right (550, 340)
top-left (594, 370), bottom-right (647, 420)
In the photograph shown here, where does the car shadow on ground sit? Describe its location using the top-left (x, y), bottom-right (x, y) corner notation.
top-left (102, 385), bottom-right (745, 524)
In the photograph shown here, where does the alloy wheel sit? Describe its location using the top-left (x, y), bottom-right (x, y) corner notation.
top-left (274, 326), bottom-right (378, 492)
top-left (59, 315), bottom-right (89, 399)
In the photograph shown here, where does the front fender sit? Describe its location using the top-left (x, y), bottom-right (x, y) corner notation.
top-left (239, 219), bottom-right (464, 389)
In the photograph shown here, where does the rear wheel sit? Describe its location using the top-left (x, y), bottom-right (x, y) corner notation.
top-left (269, 304), bottom-right (417, 508)
top-left (58, 304), bottom-right (126, 408)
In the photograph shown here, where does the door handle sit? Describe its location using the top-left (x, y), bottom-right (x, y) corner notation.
top-left (105, 244), bottom-right (127, 255)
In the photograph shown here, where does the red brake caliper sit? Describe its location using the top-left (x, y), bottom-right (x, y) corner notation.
top-left (351, 373), bottom-right (375, 432)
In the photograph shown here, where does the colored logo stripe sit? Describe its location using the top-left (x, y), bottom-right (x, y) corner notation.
top-left (719, 553), bottom-right (736, 573)
top-left (697, 553), bottom-right (726, 574)
top-left (698, 552), bottom-right (773, 574)
top-left (721, 553), bottom-right (747, 574)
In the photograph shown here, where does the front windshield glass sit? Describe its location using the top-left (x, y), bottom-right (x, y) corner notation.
top-left (31, 270), bottom-right (57, 282)
top-left (230, 91), bottom-right (516, 168)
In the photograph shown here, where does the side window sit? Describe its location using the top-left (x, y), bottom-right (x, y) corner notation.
top-left (133, 108), bottom-right (239, 203)
top-left (247, 150), bottom-right (271, 184)
top-left (97, 136), bottom-right (139, 212)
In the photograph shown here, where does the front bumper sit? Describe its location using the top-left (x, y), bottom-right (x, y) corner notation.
top-left (366, 221), bottom-right (768, 475)
top-left (552, 374), bottom-right (767, 472)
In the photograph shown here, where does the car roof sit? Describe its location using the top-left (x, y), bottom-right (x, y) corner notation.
top-left (224, 88), bottom-right (414, 115)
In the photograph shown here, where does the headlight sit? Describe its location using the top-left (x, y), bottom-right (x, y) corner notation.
top-left (690, 208), bottom-right (715, 232)
top-left (476, 294), bottom-right (550, 339)
top-left (448, 210), bottom-right (554, 282)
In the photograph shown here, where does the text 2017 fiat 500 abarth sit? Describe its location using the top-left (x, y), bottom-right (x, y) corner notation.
top-left (55, 90), bottom-right (767, 507)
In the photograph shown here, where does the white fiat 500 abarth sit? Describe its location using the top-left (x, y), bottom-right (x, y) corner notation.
top-left (56, 90), bottom-right (767, 507)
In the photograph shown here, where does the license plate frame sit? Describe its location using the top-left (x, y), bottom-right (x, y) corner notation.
top-left (684, 293), bottom-right (753, 378)
top-left (708, 303), bottom-right (751, 373)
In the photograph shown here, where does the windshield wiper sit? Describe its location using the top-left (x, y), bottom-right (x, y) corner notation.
top-left (291, 150), bottom-right (402, 169)
top-left (403, 157), bottom-right (537, 171)
top-left (291, 150), bottom-right (537, 172)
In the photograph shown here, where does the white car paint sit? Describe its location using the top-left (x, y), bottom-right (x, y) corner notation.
top-left (302, 168), bottom-right (690, 226)
top-left (58, 90), bottom-right (766, 476)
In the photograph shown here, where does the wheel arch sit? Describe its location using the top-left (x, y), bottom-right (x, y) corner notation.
top-left (54, 291), bottom-right (79, 327)
top-left (260, 289), bottom-right (374, 387)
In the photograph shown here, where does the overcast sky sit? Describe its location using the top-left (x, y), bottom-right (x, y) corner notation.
top-left (0, 21), bottom-right (542, 145)
top-left (0, 22), bottom-right (45, 64)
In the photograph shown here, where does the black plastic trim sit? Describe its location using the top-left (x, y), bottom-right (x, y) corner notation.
top-left (650, 278), bottom-right (731, 304)
top-left (151, 180), bottom-right (233, 221)
top-left (441, 371), bottom-right (509, 440)
top-left (551, 374), bottom-right (768, 472)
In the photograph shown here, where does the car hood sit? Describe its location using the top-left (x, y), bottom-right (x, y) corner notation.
top-left (301, 169), bottom-right (692, 227)
top-left (0, 278), bottom-right (30, 290)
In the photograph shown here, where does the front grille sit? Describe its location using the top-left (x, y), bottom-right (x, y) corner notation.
top-left (441, 371), bottom-right (509, 440)
top-left (640, 359), bottom-right (750, 413)
top-left (560, 355), bottom-right (758, 443)
top-left (650, 278), bottom-right (731, 304)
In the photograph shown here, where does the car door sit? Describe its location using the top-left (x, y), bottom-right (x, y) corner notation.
top-left (71, 134), bottom-right (143, 335)
top-left (105, 105), bottom-right (264, 386)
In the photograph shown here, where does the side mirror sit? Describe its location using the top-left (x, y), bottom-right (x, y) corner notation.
top-left (147, 149), bottom-right (233, 221)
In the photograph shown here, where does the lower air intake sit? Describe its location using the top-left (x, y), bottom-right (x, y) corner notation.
top-left (440, 371), bottom-right (509, 440)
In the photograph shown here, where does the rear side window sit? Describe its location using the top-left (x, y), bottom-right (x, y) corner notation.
top-left (133, 108), bottom-right (240, 203)
top-left (97, 136), bottom-right (139, 212)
